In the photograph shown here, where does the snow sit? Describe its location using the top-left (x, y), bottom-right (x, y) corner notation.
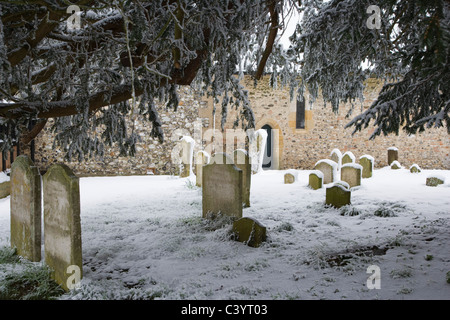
top-left (388, 147), bottom-right (399, 151)
top-left (342, 151), bottom-right (356, 163)
top-left (390, 160), bottom-right (402, 168)
top-left (309, 170), bottom-right (324, 179)
top-left (341, 163), bottom-right (363, 170)
top-left (0, 167), bottom-right (450, 300)
top-left (0, 172), bottom-right (9, 183)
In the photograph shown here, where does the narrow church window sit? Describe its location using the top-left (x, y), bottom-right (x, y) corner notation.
top-left (296, 96), bottom-right (305, 129)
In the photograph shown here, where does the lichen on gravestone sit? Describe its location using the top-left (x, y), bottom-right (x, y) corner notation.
top-left (232, 217), bottom-right (267, 248)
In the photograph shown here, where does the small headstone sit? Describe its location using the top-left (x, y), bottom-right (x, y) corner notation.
top-left (342, 151), bottom-right (356, 165)
top-left (195, 151), bottom-right (210, 187)
top-left (10, 155), bottom-right (42, 262)
top-left (340, 164), bottom-right (362, 188)
top-left (314, 159), bottom-right (338, 184)
top-left (232, 217), bottom-right (267, 248)
top-left (0, 180), bottom-right (10, 199)
top-left (233, 149), bottom-right (252, 207)
top-left (325, 184), bottom-right (351, 208)
top-left (410, 164), bottom-right (421, 173)
top-left (387, 147), bottom-right (398, 166)
top-left (43, 164), bottom-right (82, 291)
top-left (202, 153), bottom-right (243, 219)
top-left (426, 176), bottom-right (445, 187)
top-left (284, 170), bottom-right (298, 184)
top-left (308, 170), bottom-right (323, 190)
top-left (390, 160), bottom-right (401, 170)
top-left (359, 155), bottom-right (374, 178)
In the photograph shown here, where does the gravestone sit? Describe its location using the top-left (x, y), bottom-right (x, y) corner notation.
top-left (390, 160), bottom-right (401, 170)
top-left (195, 151), bottom-right (210, 187)
top-left (233, 149), bottom-right (251, 207)
top-left (10, 155), bottom-right (41, 262)
top-left (359, 155), bottom-right (374, 178)
top-left (387, 147), bottom-right (398, 166)
top-left (342, 151), bottom-right (356, 165)
top-left (232, 217), bottom-right (267, 248)
top-left (0, 180), bottom-right (10, 199)
top-left (180, 136), bottom-right (195, 178)
top-left (340, 163), bottom-right (362, 188)
top-left (330, 149), bottom-right (342, 170)
top-left (43, 164), bottom-right (82, 291)
top-left (410, 164), bottom-right (421, 173)
top-left (308, 170), bottom-right (323, 190)
top-left (284, 173), bottom-right (295, 184)
top-left (426, 176), bottom-right (444, 187)
top-left (202, 153), bottom-right (243, 219)
top-left (314, 159), bottom-right (338, 184)
top-left (325, 184), bottom-right (351, 208)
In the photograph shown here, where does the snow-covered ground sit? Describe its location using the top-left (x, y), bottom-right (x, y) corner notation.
top-left (0, 167), bottom-right (449, 300)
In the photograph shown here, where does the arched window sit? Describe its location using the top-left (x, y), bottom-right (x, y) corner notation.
top-left (296, 96), bottom-right (305, 129)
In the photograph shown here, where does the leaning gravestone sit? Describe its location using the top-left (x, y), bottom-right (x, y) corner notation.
top-left (314, 159), bottom-right (338, 184)
top-left (387, 147), bottom-right (398, 166)
top-left (340, 163), bottom-right (362, 188)
top-left (233, 149), bottom-right (251, 207)
top-left (43, 164), bottom-right (82, 291)
top-left (325, 184), bottom-right (351, 208)
top-left (309, 170), bottom-right (323, 190)
top-left (390, 160), bottom-right (401, 170)
top-left (10, 155), bottom-right (41, 262)
top-left (410, 164), bottom-right (421, 173)
top-left (232, 217), bottom-right (267, 248)
top-left (202, 153), bottom-right (243, 219)
top-left (195, 150), bottom-right (210, 187)
top-left (359, 155), bottom-right (374, 178)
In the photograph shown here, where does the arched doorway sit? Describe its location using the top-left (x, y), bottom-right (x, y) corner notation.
top-left (262, 124), bottom-right (273, 169)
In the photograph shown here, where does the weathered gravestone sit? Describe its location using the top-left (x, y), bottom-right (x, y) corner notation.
top-left (410, 164), bottom-right (421, 173)
top-left (284, 170), bottom-right (298, 184)
top-left (390, 160), bottom-right (401, 170)
top-left (340, 163), bottom-right (362, 188)
top-left (426, 176), bottom-right (445, 187)
top-left (359, 155), bottom-right (374, 178)
top-left (10, 155), bottom-right (42, 262)
top-left (43, 164), bottom-right (82, 291)
top-left (0, 180), bottom-right (10, 199)
top-left (325, 184), bottom-right (351, 208)
top-left (232, 217), bottom-right (267, 248)
top-left (387, 147), bottom-right (398, 166)
top-left (342, 151), bottom-right (356, 165)
top-left (195, 150), bottom-right (210, 187)
top-left (202, 153), bottom-right (243, 219)
top-left (233, 149), bottom-right (251, 207)
top-left (314, 159), bottom-right (338, 184)
top-left (308, 170), bottom-right (323, 190)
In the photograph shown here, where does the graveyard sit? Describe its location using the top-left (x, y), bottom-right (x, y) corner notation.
top-left (1, 152), bottom-right (449, 300)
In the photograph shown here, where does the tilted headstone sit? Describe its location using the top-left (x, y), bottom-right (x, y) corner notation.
top-left (340, 163), bottom-right (362, 188)
top-left (387, 147), bottom-right (398, 166)
top-left (426, 176), bottom-right (445, 187)
top-left (359, 155), bottom-right (374, 178)
top-left (202, 153), bottom-right (243, 219)
top-left (308, 170), bottom-right (323, 190)
top-left (43, 164), bottom-right (82, 291)
top-left (233, 149), bottom-right (251, 207)
top-left (195, 150), bottom-right (210, 187)
top-left (325, 184), bottom-right (351, 208)
top-left (341, 151), bottom-right (356, 165)
top-left (180, 136), bottom-right (195, 178)
top-left (10, 155), bottom-right (41, 262)
top-left (314, 159), bottom-right (338, 184)
top-left (284, 170), bottom-right (298, 184)
top-left (232, 217), bottom-right (267, 248)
